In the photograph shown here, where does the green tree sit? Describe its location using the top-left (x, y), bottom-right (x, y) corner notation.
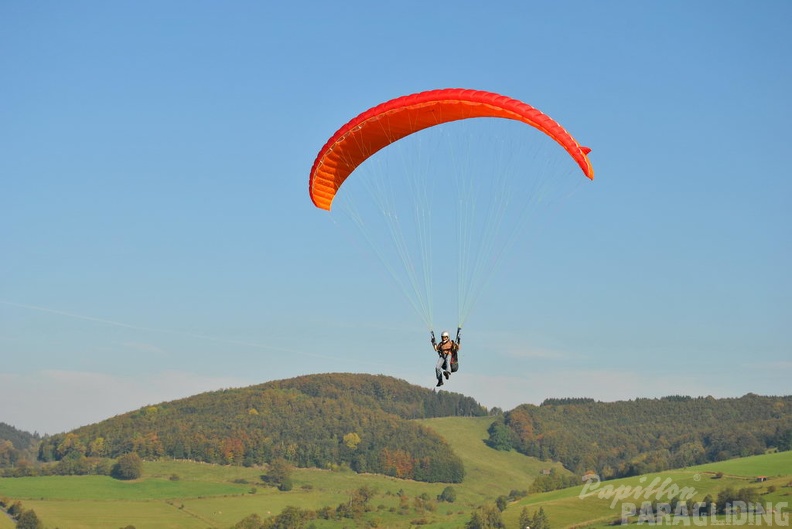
top-left (16, 509), bottom-right (43, 529)
top-left (736, 487), bottom-right (760, 505)
top-left (466, 503), bottom-right (505, 529)
top-left (264, 457), bottom-right (293, 487)
top-left (486, 420), bottom-right (514, 451)
top-left (232, 513), bottom-right (264, 529)
top-left (7, 501), bottom-right (23, 517)
top-left (518, 506), bottom-right (532, 529)
top-left (272, 505), bottom-right (305, 529)
top-left (529, 507), bottom-right (550, 529)
top-left (438, 485), bottom-right (457, 503)
top-left (112, 452), bottom-right (143, 480)
top-left (278, 476), bottom-right (293, 491)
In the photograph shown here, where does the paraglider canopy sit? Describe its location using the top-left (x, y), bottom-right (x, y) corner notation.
top-left (309, 88), bottom-right (593, 211)
top-left (308, 88), bottom-right (594, 331)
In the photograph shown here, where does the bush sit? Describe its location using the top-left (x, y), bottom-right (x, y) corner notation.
top-left (231, 513), bottom-right (264, 529)
top-left (438, 486), bottom-right (457, 503)
top-left (112, 453), bottom-right (143, 480)
top-left (16, 510), bottom-right (43, 529)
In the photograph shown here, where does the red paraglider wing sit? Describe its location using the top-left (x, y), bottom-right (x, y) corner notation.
top-left (309, 88), bottom-right (593, 211)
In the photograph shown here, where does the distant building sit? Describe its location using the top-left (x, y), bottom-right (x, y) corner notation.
top-left (757, 476), bottom-right (768, 482)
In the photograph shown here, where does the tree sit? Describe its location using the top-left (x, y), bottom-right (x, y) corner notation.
top-left (529, 507), bottom-right (550, 529)
top-left (716, 487), bottom-right (736, 514)
top-left (278, 476), bottom-right (293, 492)
top-left (232, 513), bottom-right (264, 529)
top-left (16, 509), bottom-right (43, 529)
top-left (343, 432), bottom-right (361, 449)
top-left (486, 420), bottom-right (514, 451)
top-left (465, 504), bottom-right (505, 529)
top-left (518, 506), bottom-right (532, 529)
top-left (112, 452), bottom-right (143, 480)
top-left (438, 485), bottom-right (457, 503)
top-left (264, 457), bottom-right (293, 487)
top-left (736, 486), bottom-right (760, 505)
top-left (7, 501), bottom-right (23, 518)
top-left (272, 505), bottom-right (306, 529)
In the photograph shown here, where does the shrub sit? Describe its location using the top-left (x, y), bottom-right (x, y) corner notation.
top-left (112, 453), bottom-right (143, 480)
top-left (16, 510), bottom-right (43, 529)
top-left (278, 477), bottom-right (293, 491)
top-left (438, 486), bottom-right (457, 503)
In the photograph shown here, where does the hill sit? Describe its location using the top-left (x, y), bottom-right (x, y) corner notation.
top-left (2, 419), bottom-right (789, 528)
top-left (0, 423), bottom-right (40, 469)
top-left (0, 423), bottom-right (39, 450)
top-left (501, 450), bottom-right (792, 528)
top-left (491, 393), bottom-right (792, 479)
top-left (38, 373), bottom-right (487, 483)
top-left (29, 375), bottom-right (792, 488)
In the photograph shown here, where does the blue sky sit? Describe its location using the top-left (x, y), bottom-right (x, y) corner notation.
top-left (2, 1), bottom-right (790, 434)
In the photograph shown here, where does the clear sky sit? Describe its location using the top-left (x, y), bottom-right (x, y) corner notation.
top-left (2, 1), bottom-right (790, 435)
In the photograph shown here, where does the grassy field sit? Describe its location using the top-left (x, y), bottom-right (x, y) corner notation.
top-left (502, 450), bottom-right (792, 528)
top-left (415, 416), bottom-right (569, 502)
top-left (0, 418), bottom-right (790, 528)
top-left (0, 513), bottom-right (15, 529)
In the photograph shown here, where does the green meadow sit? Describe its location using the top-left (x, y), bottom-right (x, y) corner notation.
top-left (1, 417), bottom-right (790, 528)
top-left (501, 450), bottom-right (792, 528)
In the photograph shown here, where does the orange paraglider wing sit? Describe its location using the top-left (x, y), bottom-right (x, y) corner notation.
top-left (308, 88), bottom-right (593, 211)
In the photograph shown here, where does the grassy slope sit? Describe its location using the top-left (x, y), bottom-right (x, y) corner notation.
top-left (501, 450), bottom-right (792, 528)
top-left (0, 514), bottom-right (14, 529)
top-left (0, 418), bottom-right (790, 528)
top-left (415, 416), bottom-right (569, 501)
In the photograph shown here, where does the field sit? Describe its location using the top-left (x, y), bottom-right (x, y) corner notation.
top-left (502, 450), bottom-right (792, 528)
top-left (0, 418), bottom-right (790, 528)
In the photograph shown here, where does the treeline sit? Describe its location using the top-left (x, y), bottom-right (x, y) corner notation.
top-left (232, 485), bottom-right (446, 529)
top-left (489, 394), bottom-right (792, 478)
top-left (38, 374), bottom-right (481, 483)
top-left (1, 452), bottom-right (143, 480)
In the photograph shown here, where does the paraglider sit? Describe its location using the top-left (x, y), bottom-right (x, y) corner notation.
top-left (308, 88), bottom-right (593, 386)
top-left (431, 329), bottom-right (461, 387)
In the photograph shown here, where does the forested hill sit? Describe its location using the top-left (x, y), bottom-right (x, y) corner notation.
top-left (489, 394), bottom-right (792, 479)
top-left (265, 373), bottom-right (486, 417)
top-left (0, 423), bottom-right (39, 449)
top-left (39, 373), bottom-right (487, 483)
top-left (0, 423), bottom-right (40, 467)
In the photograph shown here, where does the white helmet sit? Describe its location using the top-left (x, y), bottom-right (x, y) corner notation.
top-left (441, 331), bottom-right (450, 338)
